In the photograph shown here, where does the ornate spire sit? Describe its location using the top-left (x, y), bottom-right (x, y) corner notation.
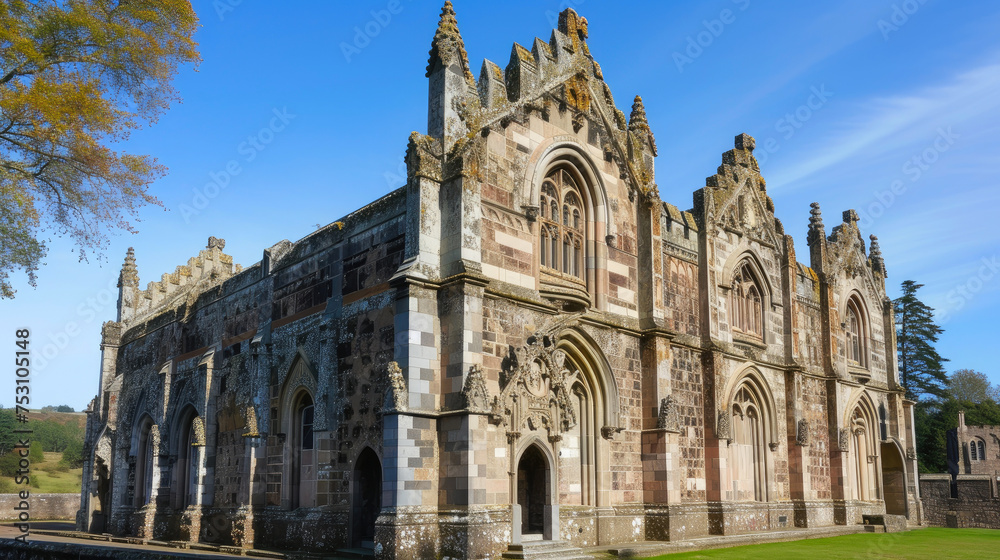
top-left (628, 95), bottom-right (657, 155)
top-left (869, 234), bottom-right (886, 275)
top-left (809, 202), bottom-right (824, 229)
top-left (118, 247), bottom-right (138, 288)
top-left (808, 202), bottom-right (825, 244)
top-left (426, 1), bottom-right (474, 87)
top-left (869, 234), bottom-right (882, 259)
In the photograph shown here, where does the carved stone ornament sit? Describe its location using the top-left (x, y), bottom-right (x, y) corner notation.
top-left (796, 419), bottom-right (809, 446)
top-left (717, 409), bottom-right (732, 442)
top-left (385, 361), bottom-right (408, 412)
top-left (493, 331), bottom-right (580, 439)
top-left (769, 442), bottom-right (779, 452)
top-left (838, 428), bottom-right (850, 452)
top-left (191, 417), bottom-right (206, 447)
top-left (242, 406), bottom-right (260, 438)
top-left (657, 396), bottom-right (681, 432)
top-left (601, 425), bottom-right (624, 440)
top-left (462, 365), bottom-right (492, 414)
top-left (150, 424), bottom-right (163, 455)
top-left (522, 205), bottom-right (539, 223)
top-left (906, 447), bottom-right (917, 461)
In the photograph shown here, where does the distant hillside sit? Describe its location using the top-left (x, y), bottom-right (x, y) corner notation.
top-left (27, 410), bottom-right (87, 430)
top-left (0, 408), bottom-right (86, 455)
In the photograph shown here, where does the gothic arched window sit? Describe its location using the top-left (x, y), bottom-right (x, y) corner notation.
top-left (171, 408), bottom-right (200, 509)
top-left (972, 438), bottom-right (986, 461)
top-left (730, 262), bottom-right (763, 339)
top-left (134, 416), bottom-right (155, 507)
top-left (289, 391), bottom-right (316, 509)
top-left (540, 168), bottom-right (584, 280)
top-left (846, 297), bottom-right (868, 367)
top-left (731, 383), bottom-right (767, 501)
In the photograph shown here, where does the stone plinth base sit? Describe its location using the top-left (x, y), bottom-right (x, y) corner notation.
top-left (707, 501), bottom-right (796, 535)
top-left (792, 500), bottom-right (836, 528)
top-left (644, 503), bottom-right (712, 541)
top-left (438, 505), bottom-right (512, 560)
top-left (375, 507), bottom-right (440, 560)
top-left (252, 507), bottom-right (347, 552)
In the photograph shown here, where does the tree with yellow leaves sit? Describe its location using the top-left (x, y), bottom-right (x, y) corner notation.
top-left (0, 0), bottom-right (200, 297)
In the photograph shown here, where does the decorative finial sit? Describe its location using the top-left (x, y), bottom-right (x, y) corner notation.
top-left (427, 1), bottom-right (475, 86)
top-left (629, 96), bottom-right (649, 131)
top-left (809, 202), bottom-right (824, 230)
top-left (808, 202), bottom-right (826, 245)
top-left (118, 247), bottom-right (139, 288)
top-left (869, 234), bottom-right (882, 259)
top-left (735, 133), bottom-right (755, 152)
top-left (869, 234), bottom-right (886, 275)
top-left (207, 236), bottom-right (226, 250)
top-left (629, 95), bottom-right (657, 155)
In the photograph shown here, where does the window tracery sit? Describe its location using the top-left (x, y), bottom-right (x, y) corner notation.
top-left (540, 169), bottom-right (584, 280)
top-left (846, 297), bottom-right (868, 367)
top-left (730, 262), bottom-right (763, 338)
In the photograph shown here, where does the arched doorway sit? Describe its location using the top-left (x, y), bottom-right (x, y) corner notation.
top-left (881, 442), bottom-right (907, 516)
top-left (847, 403), bottom-right (879, 501)
top-left (517, 445), bottom-right (550, 539)
top-left (352, 448), bottom-right (382, 548)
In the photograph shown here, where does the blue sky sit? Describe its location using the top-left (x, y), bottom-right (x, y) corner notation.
top-left (3, 0), bottom-right (999, 410)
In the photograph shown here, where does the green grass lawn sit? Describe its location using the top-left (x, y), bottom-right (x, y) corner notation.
top-left (644, 528), bottom-right (997, 560)
top-left (30, 451), bottom-right (82, 493)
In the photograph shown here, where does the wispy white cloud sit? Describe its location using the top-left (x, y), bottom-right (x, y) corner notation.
top-left (768, 60), bottom-right (1000, 189)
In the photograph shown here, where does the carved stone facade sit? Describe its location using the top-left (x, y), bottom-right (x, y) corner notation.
top-left (78, 4), bottom-right (921, 559)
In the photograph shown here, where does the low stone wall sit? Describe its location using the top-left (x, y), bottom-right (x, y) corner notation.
top-left (0, 493), bottom-right (80, 521)
top-left (920, 474), bottom-right (1000, 529)
top-left (0, 540), bottom-right (195, 560)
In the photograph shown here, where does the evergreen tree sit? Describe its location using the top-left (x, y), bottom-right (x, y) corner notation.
top-left (894, 280), bottom-right (949, 400)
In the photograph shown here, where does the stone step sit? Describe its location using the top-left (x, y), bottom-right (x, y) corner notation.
top-left (333, 547), bottom-right (376, 559)
top-left (861, 513), bottom-right (907, 533)
top-left (503, 540), bottom-right (594, 560)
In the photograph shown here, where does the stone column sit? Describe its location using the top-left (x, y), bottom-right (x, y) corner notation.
top-left (377, 281), bottom-right (442, 560)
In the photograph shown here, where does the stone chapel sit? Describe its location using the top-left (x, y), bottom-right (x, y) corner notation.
top-left (78, 4), bottom-right (922, 559)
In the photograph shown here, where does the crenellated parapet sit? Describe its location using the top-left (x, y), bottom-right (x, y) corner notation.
top-left (116, 237), bottom-right (241, 326)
